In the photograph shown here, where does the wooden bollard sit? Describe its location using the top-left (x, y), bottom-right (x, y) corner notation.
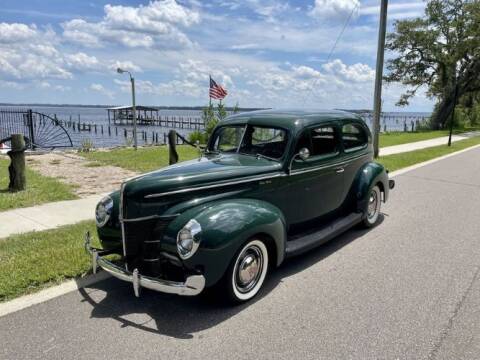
top-left (7, 134), bottom-right (26, 192)
top-left (168, 130), bottom-right (178, 165)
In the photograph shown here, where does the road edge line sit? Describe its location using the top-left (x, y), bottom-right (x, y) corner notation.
top-left (389, 144), bottom-right (480, 178)
top-left (0, 271), bottom-right (111, 318)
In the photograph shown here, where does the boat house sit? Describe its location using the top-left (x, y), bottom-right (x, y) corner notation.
top-left (107, 106), bottom-right (159, 125)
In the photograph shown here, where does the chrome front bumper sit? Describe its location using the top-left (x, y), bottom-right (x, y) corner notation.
top-left (84, 232), bottom-right (205, 297)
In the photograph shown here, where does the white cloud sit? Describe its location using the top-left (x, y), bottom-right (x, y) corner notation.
top-left (90, 83), bottom-right (114, 98)
top-left (65, 52), bottom-right (101, 71)
top-left (310, 0), bottom-right (360, 20)
top-left (109, 60), bottom-right (142, 73)
top-left (62, 0), bottom-right (200, 49)
top-left (0, 23), bottom-right (37, 43)
top-left (322, 59), bottom-right (374, 82)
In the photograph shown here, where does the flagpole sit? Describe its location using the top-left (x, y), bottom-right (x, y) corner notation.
top-left (209, 74), bottom-right (212, 107)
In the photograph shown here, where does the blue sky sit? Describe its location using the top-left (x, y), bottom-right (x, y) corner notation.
top-left (0, 0), bottom-right (433, 111)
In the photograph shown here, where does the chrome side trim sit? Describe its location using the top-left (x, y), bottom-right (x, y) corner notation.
top-left (144, 173), bottom-right (285, 199)
top-left (122, 214), bottom-right (179, 223)
top-left (119, 182), bottom-right (127, 257)
top-left (143, 152), bottom-right (371, 199)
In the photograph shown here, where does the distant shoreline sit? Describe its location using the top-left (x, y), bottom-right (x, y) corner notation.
top-left (0, 103), bottom-right (266, 111)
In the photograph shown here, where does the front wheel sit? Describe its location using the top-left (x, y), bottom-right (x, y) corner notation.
top-left (361, 185), bottom-right (381, 228)
top-left (224, 239), bottom-right (269, 303)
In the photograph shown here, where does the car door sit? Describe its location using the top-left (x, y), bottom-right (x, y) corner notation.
top-left (340, 121), bottom-right (371, 202)
top-left (285, 123), bottom-right (344, 226)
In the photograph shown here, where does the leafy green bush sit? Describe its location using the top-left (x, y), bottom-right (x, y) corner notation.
top-left (188, 130), bottom-right (207, 144)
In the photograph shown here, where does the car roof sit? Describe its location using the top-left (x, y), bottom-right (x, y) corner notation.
top-left (218, 109), bottom-right (365, 134)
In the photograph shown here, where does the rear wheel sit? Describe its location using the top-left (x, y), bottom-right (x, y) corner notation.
top-left (224, 239), bottom-right (269, 303)
top-left (361, 185), bottom-right (381, 228)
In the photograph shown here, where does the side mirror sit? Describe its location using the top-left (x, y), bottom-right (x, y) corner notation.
top-left (288, 147), bottom-right (310, 174)
top-left (298, 147), bottom-right (310, 161)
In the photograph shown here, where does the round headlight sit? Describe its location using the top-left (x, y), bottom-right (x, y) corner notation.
top-left (95, 195), bottom-right (114, 227)
top-left (177, 219), bottom-right (202, 259)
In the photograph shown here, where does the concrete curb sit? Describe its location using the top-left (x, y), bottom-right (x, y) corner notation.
top-left (1, 143), bottom-right (479, 318)
top-left (0, 271), bottom-right (110, 318)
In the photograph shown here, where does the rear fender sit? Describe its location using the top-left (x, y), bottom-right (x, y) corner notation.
top-left (352, 162), bottom-right (389, 213)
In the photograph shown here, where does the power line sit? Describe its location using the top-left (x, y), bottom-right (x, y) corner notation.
top-left (301, 3), bottom-right (359, 107)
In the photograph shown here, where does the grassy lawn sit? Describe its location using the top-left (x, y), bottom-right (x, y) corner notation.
top-left (379, 130), bottom-right (453, 147)
top-left (0, 157), bottom-right (77, 212)
top-left (79, 145), bottom-right (199, 173)
top-left (0, 221), bottom-right (101, 302)
top-left (378, 135), bottom-right (480, 172)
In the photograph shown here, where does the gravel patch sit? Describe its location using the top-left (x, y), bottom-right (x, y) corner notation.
top-left (26, 152), bottom-right (137, 197)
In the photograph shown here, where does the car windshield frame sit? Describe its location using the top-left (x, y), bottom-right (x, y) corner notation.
top-left (209, 124), bottom-right (289, 161)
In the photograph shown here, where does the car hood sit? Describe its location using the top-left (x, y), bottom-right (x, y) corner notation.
top-left (123, 153), bottom-right (283, 202)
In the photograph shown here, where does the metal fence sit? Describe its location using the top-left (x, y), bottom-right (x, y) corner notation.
top-left (0, 109), bottom-right (73, 149)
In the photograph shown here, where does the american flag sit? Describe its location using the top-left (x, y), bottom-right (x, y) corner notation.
top-left (209, 76), bottom-right (228, 100)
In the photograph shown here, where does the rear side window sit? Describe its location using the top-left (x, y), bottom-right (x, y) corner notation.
top-left (295, 125), bottom-right (339, 158)
top-left (342, 123), bottom-right (367, 151)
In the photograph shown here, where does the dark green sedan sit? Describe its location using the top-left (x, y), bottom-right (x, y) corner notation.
top-left (86, 109), bottom-right (394, 303)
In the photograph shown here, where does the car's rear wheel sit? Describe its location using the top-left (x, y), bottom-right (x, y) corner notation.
top-left (362, 185), bottom-right (381, 228)
top-left (224, 239), bottom-right (269, 303)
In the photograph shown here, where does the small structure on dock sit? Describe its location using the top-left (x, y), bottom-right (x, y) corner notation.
top-left (107, 105), bottom-right (159, 125)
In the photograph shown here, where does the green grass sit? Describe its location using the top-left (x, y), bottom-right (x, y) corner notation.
top-left (378, 135), bottom-right (480, 172)
top-left (79, 145), bottom-right (199, 172)
top-left (0, 221), bottom-right (102, 302)
top-left (379, 130), bottom-right (452, 147)
top-left (0, 157), bottom-right (78, 212)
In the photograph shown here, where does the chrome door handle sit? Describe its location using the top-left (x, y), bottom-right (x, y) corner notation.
top-left (335, 167), bottom-right (345, 173)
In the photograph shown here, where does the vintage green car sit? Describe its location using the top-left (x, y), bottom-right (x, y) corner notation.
top-left (86, 109), bottom-right (394, 302)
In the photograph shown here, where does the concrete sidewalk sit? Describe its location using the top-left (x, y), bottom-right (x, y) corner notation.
top-left (1, 132), bottom-right (479, 239)
top-left (379, 131), bottom-right (479, 156)
top-left (0, 195), bottom-right (101, 238)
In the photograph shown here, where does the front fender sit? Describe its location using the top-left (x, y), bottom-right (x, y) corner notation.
top-left (352, 162), bottom-right (389, 212)
top-left (163, 199), bottom-right (287, 287)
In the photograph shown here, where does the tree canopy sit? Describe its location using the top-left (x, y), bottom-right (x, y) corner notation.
top-left (385, 0), bottom-right (480, 129)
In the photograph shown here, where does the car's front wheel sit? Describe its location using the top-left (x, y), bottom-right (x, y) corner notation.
top-left (225, 239), bottom-right (269, 303)
top-left (362, 185), bottom-right (382, 228)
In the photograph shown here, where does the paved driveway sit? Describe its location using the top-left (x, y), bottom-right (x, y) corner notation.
top-left (1, 147), bottom-right (480, 360)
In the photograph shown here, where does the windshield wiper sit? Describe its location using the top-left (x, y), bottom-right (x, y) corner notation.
top-left (239, 152), bottom-right (279, 162)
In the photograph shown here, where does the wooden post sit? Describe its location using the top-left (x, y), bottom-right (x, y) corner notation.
top-left (168, 130), bottom-right (178, 165)
top-left (7, 134), bottom-right (26, 192)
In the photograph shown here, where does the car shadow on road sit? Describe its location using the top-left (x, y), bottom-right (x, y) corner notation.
top-left (78, 215), bottom-right (384, 339)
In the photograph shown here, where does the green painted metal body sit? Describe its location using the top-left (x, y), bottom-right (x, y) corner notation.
top-left (96, 110), bottom-right (391, 288)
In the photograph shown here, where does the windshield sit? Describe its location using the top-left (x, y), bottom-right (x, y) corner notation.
top-left (210, 125), bottom-right (288, 160)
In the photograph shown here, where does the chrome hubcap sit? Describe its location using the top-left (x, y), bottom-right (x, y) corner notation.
top-left (367, 190), bottom-right (378, 219)
top-left (235, 246), bottom-right (263, 293)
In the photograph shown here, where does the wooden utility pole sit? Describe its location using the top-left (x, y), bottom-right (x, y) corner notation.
top-left (373, 0), bottom-right (388, 158)
top-left (8, 134), bottom-right (26, 192)
top-left (168, 130), bottom-right (179, 165)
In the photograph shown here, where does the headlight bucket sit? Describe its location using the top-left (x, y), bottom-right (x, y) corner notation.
top-left (176, 219), bottom-right (202, 259)
top-left (95, 195), bottom-right (114, 227)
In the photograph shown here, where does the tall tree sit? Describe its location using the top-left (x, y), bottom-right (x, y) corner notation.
top-left (385, 0), bottom-right (480, 129)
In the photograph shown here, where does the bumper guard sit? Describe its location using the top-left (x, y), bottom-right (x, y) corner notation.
top-left (84, 232), bottom-right (205, 297)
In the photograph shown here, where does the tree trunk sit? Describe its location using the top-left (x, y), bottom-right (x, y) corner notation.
top-left (168, 130), bottom-right (178, 165)
top-left (8, 134), bottom-right (26, 192)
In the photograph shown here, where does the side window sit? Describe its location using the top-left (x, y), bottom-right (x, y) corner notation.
top-left (342, 123), bottom-right (367, 151)
top-left (310, 126), bottom-right (339, 157)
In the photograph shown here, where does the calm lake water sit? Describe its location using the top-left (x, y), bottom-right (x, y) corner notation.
top-left (0, 105), bottom-right (431, 148)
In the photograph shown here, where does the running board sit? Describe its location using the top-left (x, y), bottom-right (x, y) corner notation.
top-left (285, 212), bottom-right (363, 258)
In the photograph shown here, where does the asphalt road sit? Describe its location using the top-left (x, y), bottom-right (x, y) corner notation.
top-left (2, 147), bottom-right (480, 360)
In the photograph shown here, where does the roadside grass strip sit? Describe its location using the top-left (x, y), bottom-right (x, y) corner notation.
top-left (79, 145), bottom-right (199, 172)
top-left (0, 157), bottom-right (78, 211)
top-left (0, 221), bottom-right (101, 302)
top-left (378, 135), bottom-right (480, 172)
